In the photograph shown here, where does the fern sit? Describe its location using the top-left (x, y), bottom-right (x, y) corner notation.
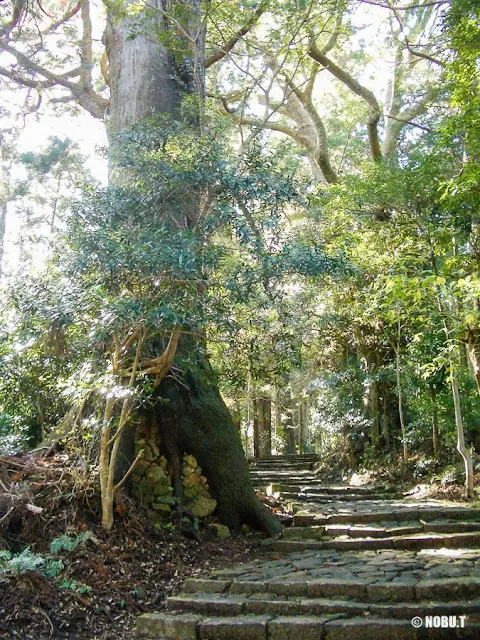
top-left (50, 531), bottom-right (92, 555)
top-left (4, 547), bottom-right (45, 575)
top-left (46, 559), bottom-right (64, 578)
top-left (0, 550), bottom-right (12, 563)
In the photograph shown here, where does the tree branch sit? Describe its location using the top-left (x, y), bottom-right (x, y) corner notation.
top-left (204, 0), bottom-right (269, 69)
top-left (0, 41), bottom-right (108, 119)
top-left (309, 43), bottom-right (383, 162)
top-left (359, 0), bottom-right (448, 10)
top-left (43, 1), bottom-right (81, 34)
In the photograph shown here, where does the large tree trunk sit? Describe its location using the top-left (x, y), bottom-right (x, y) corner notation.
top-left (105, 1), bottom-right (280, 534)
top-left (154, 351), bottom-right (280, 533)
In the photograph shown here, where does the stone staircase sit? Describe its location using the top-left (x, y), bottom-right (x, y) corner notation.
top-left (136, 454), bottom-right (480, 639)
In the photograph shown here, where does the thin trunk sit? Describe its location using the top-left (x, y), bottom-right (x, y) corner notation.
top-left (284, 390), bottom-right (296, 454)
top-left (451, 366), bottom-right (474, 500)
top-left (369, 380), bottom-right (380, 446)
top-left (273, 382), bottom-right (282, 442)
top-left (466, 329), bottom-right (480, 395)
top-left (429, 385), bottom-right (440, 458)
top-left (430, 244), bottom-right (474, 500)
top-left (0, 200), bottom-right (6, 277)
top-left (297, 401), bottom-right (304, 453)
top-left (396, 321), bottom-right (408, 462)
top-left (253, 396), bottom-right (260, 459)
top-left (382, 390), bottom-right (390, 452)
top-left (245, 369), bottom-right (252, 457)
top-left (260, 397), bottom-right (272, 457)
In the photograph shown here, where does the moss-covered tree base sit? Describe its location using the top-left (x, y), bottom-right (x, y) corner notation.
top-left (152, 358), bottom-right (281, 536)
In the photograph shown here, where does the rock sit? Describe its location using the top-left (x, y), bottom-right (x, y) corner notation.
top-left (139, 477), bottom-right (154, 492)
top-left (183, 454), bottom-right (197, 468)
top-left (137, 458), bottom-right (150, 473)
top-left (184, 473), bottom-right (201, 488)
top-left (135, 438), bottom-right (146, 456)
top-left (152, 502), bottom-right (171, 513)
top-left (155, 495), bottom-right (177, 506)
top-left (136, 613), bottom-right (201, 640)
top-left (146, 466), bottom-right (167, 483)
top-left (159, 456), bottom-right (168, 469)
top-left (143, 445), bottom-right (154, 462)
top-left (188, 496), bottom-right (217, 518)
top-left (211, 523), bottom-right (231, 539)
top-left (153, 482), bottom-right (173, 496)
top-left (150, 441), bottom-right (160, 458)
top-left (183, 465), bottom-right (196, 476)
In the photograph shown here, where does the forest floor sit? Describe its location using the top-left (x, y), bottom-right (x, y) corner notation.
top-left (0, 452), bottom-right (473, 639)
top-left (0, 454), bottom-right (268, 640)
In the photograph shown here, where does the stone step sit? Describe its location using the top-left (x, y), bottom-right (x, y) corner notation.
top-left (271, 531), bottom-right (480, 552)
top-left (293, 507), bottom-right (480, 527)
top-left (179, 575), bottom-right (480, 603)
top-left (252, 454), bottom-right (317, 461)
top-left (136, 611), bottom-right (480, 639)
top-left (283, 521), bottom-right (480, 540)
top-left (250, 469), bottom-right (316, 475)
top-left (252, 483), bottom-right (396, 495)
top-left (250, 465), bottom-right (315, 473)
top-left (251, 460), bottom-right (315, 465)
top-left (279, 491), bottom-right (397, 502)
top-left (164, 591), bottom-right (480, 620)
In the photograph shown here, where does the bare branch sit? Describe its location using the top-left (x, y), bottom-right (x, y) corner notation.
top-left (358, 0), bottom-right (448, 10)
top-left (43, 1), bottom-right (81, 34)
top-left (204, 0), bottom-right (268, 69)
top-left (0, 0), bottom-right (27, 38)
top-left (309, 43), bottom-right (383, 162)
top-left (385, 113), bottom-right (433, 133)
top-left (0, 41), bottom-right (109, 118)
top-left (113, 449), bottom-right (144, 493)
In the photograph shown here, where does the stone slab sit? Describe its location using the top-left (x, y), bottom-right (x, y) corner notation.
top-left (183, 579), bottom-right (231, 594)
top-left (136, 613), bottom-right (201, 639)
top-left (415, 577), bottom-right (480, 601)
top-left (199, 615), bottom-right (271, 640)
top-left (366, 582), bottom-right (415, 602)
top-left (268, 615), bottom-right (333, 640)
top-left (307, 579), bottom-right (367, 598)
top-left (324, 617), bottom-right (418, 640)
top-left (167, 594), bottom-right (245, 615)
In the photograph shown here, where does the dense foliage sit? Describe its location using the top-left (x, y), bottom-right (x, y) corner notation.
top-left (0, 0), bottom-right (479, 493)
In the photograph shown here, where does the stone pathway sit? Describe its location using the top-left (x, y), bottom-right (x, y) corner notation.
top-left (136, 454), bottom-right (480, 638)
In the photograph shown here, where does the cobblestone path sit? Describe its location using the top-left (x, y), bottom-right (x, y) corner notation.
top-left (136, 454), bottom-right (480, 639)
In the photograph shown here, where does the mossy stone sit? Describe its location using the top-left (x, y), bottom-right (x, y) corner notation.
top-left (152, 502), bottom-right (171, 513)
top-left (146, 466), bottom-right (167, 483)
top-left (187, 496), bottom-right (217, 518)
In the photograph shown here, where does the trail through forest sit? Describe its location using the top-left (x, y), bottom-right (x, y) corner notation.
top-left (139, 455), bottom-right (480, 639)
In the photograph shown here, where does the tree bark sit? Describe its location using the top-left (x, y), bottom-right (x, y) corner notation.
top-left (105, 0), bottom-right (280, 534)
top-left (395, 322), bottom-right (408, 462)
top-left (153, 351), bottom-right (280, 533)
top-left (273, 382), bottom-right (282, 443)
top-left (429, 384), bottom-right (440, 458)
top-left (261, 397), bottom-right (272, 457)
top-left (0, 200), bottom-right (7, 277)
top-left (253, 396), bottom-right (260, 458)
top-left (451, 366), bottom-right (474, 500)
